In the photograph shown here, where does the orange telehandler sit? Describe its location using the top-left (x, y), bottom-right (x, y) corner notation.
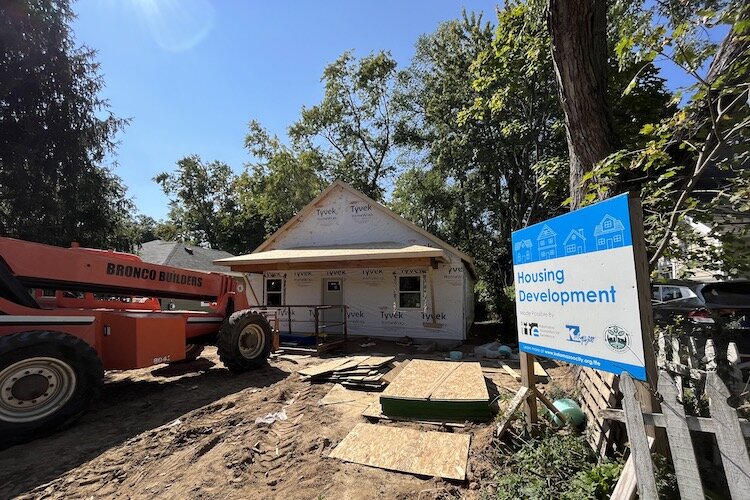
top-left (0, 237), bottom-right (274, 446)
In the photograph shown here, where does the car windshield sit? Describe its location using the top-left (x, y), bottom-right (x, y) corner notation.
top-left (701, 282), bottom-right (750, 307)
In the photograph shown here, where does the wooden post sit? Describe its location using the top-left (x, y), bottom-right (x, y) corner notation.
top-left (520, 352), bottom-right (538, 429)
top-left (628, 194), bottom-right (664, 452)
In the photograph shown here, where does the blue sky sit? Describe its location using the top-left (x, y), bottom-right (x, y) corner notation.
top-left (72, 0), bottom-right (500, 220)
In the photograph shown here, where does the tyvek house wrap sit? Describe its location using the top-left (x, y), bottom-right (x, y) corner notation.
top-left (236, 182), bottom-right (475, 341)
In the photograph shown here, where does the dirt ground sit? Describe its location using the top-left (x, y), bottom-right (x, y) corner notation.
top-left (0, 345), bottom-right (572, 500)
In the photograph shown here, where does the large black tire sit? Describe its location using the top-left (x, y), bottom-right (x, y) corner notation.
top-left (216, 311), bottom-right (272, 373)
top-left (0, 331), bottom-right (103, 448)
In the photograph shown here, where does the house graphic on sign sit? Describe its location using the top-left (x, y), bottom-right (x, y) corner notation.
top-left (563, 228), bottom-right (586, 255)
top-left (514, 239), bottom-right (533, 263)
top-left (537, 225), bottom-right (557, 260)
top-left (594, 214), bottom-right (625, 250)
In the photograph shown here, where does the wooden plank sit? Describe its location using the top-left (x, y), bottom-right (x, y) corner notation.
top-left (600, 408), bottom-right (750, 437)
top-left (318, 384), bottom-right (376, 406)
top-left (356, 355), bottom-right (395, 368)
top-left (520, 352), bottom-right (538, 429)
top-left (382, 360), bottom-right (409, 384)
top-left (430, 362), bottom-right (490, 401)
top-left (657, 371), bottom-right (703, 500)
top-left (706, 372), bottom-right (750, 498)
top-left (533, 361), bottom-right (549, 379)
top-left (495, 386), bottom-right (530, 437)
top-left (534, 388), bottom-right (567, 424)
top-left (328, 422), bottom-right (470, 480)
top-left (298, 357), bottom-right (357, 377)
top-left (500, 362), bottom-right (521, 381)
top-left (610, 436), bottom-right (655, 500)
top-left (380, 360), bottom-right (458, 400)
top-left (620, 373), bottom-right (658, 500)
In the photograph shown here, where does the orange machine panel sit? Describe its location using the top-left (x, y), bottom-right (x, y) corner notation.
top-left (101, 313), bottom-right (186, 370)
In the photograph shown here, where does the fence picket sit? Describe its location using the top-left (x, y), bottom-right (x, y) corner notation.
top-left (706, 372), bottom-right (750, 499)
top-left (657, 370), bottom-right (703, 500)
top-left (620, 373), bottom-right (658, 500)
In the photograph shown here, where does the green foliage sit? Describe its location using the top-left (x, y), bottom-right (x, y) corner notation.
top-left (289, 51), bottom-right (398, 200)
top-left (586, 0), bottom-right (750, 276)
top-left (484, 431), bottom-right (602, 500)
top-left (155, 155), bottom-right (259, 254)
top-left (0, 0), bottom-right (133, 250)
top-left (562, 460), bottom-right (624, 500)
top-left (242, 120), bottom-right (325, 236)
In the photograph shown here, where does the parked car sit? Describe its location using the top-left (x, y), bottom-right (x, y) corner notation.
top-left (651, 280), bottom-right (750, 352)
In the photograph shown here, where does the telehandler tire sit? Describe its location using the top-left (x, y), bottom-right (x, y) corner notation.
top-left (0, 331), bottom-right (103, 448)
top-left (216, 311), bottom-right (272, 373)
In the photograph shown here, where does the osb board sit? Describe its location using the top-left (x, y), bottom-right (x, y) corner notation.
top-left (329, 422), bottom-right (470, 480)
top-left (298, 356), bottom-right (369, 377)
top-left (380, 360), bottom-right (458, 400)
top-left (357, 355), bottom-right (395, 368)
top-left (431, 362), bottom-right (489, 402)
top-left (382, 360), bottom-right (410, 384)
top-left (318, 384), bottom-right (375, 406)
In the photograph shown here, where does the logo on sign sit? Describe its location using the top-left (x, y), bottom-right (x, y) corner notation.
top-left (604, 325), bottom-right (629, 352)
top-left (522, 322), bottom-right (539, 337)
top-left (565, 324), bottom-right (595, 345)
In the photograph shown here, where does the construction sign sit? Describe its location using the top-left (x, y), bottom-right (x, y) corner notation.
top-left (511, 193), bottom-right (649, 381)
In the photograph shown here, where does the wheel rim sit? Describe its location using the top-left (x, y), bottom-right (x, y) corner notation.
top-left (237, 324), bottom-right (265, 360)
top-left (0, 357), bottom-right (77, 423)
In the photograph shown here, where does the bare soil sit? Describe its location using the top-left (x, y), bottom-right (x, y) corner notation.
top-left (0, 347), bottom-right (573, 499)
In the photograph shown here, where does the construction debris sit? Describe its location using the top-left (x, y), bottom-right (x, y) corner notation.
top-left (298, 355), bottom-right (395, 390)
top-left (328, 422), bottom-right (471, 480)
top-left (379, 360), bottom-right (492, 421)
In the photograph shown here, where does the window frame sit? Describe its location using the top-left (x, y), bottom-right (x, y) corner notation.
top-left (265, 277), bottom-right (284, 306)
top-left (398, 275), bottom-right (422, 310)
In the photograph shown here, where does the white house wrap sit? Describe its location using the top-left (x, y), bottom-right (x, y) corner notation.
top-left (215, 181), bottom-right (476, 341)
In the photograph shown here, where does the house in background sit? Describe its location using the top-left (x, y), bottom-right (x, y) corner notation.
top-left (215, 181), bottom-right (477, 342)
top-left (537, 225), bottom-right (557, 260)
top-left (138, 240), bottom-right (235, 311)
top-left (563, 228), bottom-right (586, 256)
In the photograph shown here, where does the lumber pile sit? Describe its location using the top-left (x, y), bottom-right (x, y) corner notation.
top-left (298, 355), bottom-right (395, 390)
top-left (378, 359), bottom-right (492, 421)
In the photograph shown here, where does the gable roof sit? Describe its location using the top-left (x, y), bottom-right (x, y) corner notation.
top-left (139, 240), bottom-right (234, 272)
top-left (537, 224), bottom-right (556, 240)
top-left (593, 215), bottom-right (625, 236)
top-left (252, 180), bottom-right (476, 276)
top-left (563, 228), bottom-right (586, 245)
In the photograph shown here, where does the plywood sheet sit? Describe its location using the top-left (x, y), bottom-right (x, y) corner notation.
top-left (357, 355), bottom-right (395, 368)
top-left (329, 422), bottom-right (470, 480)
top-left (318, 384), bottom-right (373, 406)
top-left (298, 356), bottom-right (369, 378)
top-left (380, 360), bottom-right (458, 400)
top-left (430, 362), bottom-right (489, 401)
top-left (382, 360), bottom-right (410, 384)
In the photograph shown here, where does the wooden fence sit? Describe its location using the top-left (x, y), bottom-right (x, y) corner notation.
top-left (656, 332), bottom-right (748, 397)
top-left (602, 370), bottom-right (750, 500)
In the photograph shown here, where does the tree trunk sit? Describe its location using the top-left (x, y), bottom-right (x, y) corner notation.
top-left (547, 0), bottom-right (617, 209)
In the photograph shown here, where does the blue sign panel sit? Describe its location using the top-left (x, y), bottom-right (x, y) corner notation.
top-left (512, 194), bottom-right (648, 381)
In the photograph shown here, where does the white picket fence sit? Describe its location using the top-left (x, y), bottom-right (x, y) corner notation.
top-left (656, 332), bottom-right (748, 398)
top-left (603, 370), bottom-right (750, 499)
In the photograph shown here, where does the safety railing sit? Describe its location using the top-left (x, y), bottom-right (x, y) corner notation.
top-left (250, 304), bottom-right (348, 353)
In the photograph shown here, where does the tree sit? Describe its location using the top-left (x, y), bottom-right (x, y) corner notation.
top-left (547, 0), bottom-right (617, 209)
top-left (0, 0), bottom-right (132, 249)
top-left (578, 0), bottom-right (749, 275)
top-left (289, 51), bottom-right (399, 200)
top-left (155, 155), bottom-right (252, 254)
top-left (241, 120), bottom-right (325, 236)
top-left (393, 9), bottom-right (568, 316)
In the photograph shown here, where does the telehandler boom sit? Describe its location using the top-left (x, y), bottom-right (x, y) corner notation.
top-left (0, 237), bottom-right (274, 446)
